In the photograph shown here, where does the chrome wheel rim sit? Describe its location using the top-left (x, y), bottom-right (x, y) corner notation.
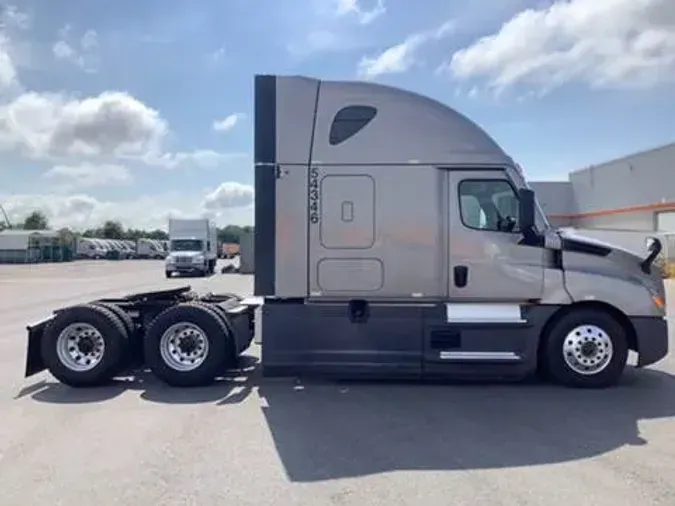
top-left (563, 324), bottom-right (613, 375)
top-left (159, 322), bottom-right (210, 372)
top-left (56, 322), bottom-right (106, 372)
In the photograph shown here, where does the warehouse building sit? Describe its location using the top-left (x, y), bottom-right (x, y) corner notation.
top-left (531, 141), bottom-right (675, 232)
top-left (0, 229), bottom-right (72, 263)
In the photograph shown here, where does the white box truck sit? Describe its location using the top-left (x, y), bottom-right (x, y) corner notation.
top-left (22, 74), bottom-right (668, 390)
top-left (165, 218), bottom-right (218, 277)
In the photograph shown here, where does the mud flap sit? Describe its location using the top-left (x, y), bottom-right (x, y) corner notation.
top-left (25, 316), bottom-right (54, 377)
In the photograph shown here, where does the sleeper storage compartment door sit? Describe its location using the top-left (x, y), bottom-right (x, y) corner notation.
top-left (310, 171), bottom-right (380, 294)
top-left (307, 165), bottom-right (444, 298)
top-left (260, 300), bottom-right (425, 378)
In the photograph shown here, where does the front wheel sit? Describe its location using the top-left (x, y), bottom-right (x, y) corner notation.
top-left (540, 308), bottom-right (629, 388)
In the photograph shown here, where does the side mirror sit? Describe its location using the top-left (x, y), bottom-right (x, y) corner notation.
top-left (518, 188), bottom-right (535, 232)
top-left (641, 236), bottom-right (662, 274)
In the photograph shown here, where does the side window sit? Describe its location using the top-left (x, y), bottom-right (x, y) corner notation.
top-left (329, 105), bottom-right (377, 146)
top-left (459, 179), bottom-right (520, 233)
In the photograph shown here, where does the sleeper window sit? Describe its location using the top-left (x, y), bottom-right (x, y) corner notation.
top-left (459, 179), bottom-right (520, 233)
top-left (329, 105), bottom-right (377, 145)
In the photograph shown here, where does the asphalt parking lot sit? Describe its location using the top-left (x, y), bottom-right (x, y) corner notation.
top-left (1, 260), bottom-right (675, 506)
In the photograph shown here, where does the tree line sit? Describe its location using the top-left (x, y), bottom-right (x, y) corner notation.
top-left (0, 210), bottom-right (254, 245)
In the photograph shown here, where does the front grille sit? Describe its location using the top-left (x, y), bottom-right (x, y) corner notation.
top-left (175, 256), bottom-right (192, 264)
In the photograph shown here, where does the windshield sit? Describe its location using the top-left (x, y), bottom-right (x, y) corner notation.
top-left (171, 239), bottom-right (203, 251)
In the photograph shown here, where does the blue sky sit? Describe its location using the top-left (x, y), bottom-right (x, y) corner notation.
top-left (1, 0), bottom-right (674, 230)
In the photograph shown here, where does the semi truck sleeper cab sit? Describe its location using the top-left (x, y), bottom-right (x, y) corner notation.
top-left (22, 74), bottom-right (669, 390)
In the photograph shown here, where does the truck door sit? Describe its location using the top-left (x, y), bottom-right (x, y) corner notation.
top-left (447, 169), bottom-right (544, 302)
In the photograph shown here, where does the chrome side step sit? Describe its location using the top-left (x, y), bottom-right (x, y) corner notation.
top-left (438, 351), bottom-right (522, 361)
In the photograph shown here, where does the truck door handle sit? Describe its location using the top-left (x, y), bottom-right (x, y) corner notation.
top-left (454, 265), bottom-right (468, 288)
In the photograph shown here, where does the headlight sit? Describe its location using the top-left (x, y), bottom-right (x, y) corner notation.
top-left (193, 255), bottom-right (204, 263)
top-left (166, 256), bottom-right (175, 263)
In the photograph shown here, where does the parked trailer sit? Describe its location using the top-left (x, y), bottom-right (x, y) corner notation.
top-left (137, 238), bottom-right (166, 259)
top-left (76, 238), bottom-right (106, 259)
top-left (23, 74), bottom-right (668, 390)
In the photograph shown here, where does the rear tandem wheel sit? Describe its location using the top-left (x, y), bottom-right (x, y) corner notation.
top-left (143, 302), bottom-right (234, 387)
top-left (40, 304), bottom-right (129, 387)
top-left (93, 301), bottom-right (138, 373)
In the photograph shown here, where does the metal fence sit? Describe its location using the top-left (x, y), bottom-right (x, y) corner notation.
top-left (0, 248), bottom-right (40, 264)
top-left (0, 245), bottom-right (74, 264)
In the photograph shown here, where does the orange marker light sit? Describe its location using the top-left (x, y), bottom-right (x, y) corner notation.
top-left (653, 295), bottom-right (665, 310)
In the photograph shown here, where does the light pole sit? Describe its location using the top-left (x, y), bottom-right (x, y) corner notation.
top-left (0, 203), bottom-right (11, 229)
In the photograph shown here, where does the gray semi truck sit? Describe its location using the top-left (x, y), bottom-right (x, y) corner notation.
top-left (22, 74), bottom-right (668, 389)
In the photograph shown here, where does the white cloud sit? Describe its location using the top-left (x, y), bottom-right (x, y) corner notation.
top-left (357, 20), bottom-right (456, 80)
top-left (287, 29), bottom-right (363, 58)
top-left (0, 9), bottom-right (252, 230)
top-left (288, 0), bottom-right (385, 58)
top-left (0, 33), bottom-right (19, 93)
top-left (44, 162), bottom-right (133, 190)
top-left (52, 25), bottom-right (99, 73)
top-left (139, 149), bottom-right (247, 170)
top-left (0, 90), bottom-right (168, 159)
top-left (445, 0), bottom-right (675, 94)
top-left (203, 182), bottom-right (254, 211)
top-left (208, 46), bottom-right (225, 63)
top-left (212, 113), bottom-right (245, 132)
top-left (358, 34), bottom-right (427, 80)
top-left (2, 182), bottom-right (255, 230)
top-left (0, 88), bottom-right (243, 169)
top-left (80, 30), bottom-right (98, 51)
top-left (1, 5), bottom-right (30, 31)
top-left (334, 0), bottom-right (385, 25)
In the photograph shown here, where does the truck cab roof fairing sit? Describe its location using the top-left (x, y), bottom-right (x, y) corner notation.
top-left (271, 75), bottom-right (514, 167)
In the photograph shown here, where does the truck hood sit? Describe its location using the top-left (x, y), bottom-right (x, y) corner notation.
top-left (557, 228), bottom-right (665, 299)
top-left (558, 228), bottom-right (641, 258)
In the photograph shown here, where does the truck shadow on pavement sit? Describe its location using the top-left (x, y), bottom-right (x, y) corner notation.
top-left (17, 355), bottom-right (260, 406)
top-left (19, 362), bottom-right (675, 482)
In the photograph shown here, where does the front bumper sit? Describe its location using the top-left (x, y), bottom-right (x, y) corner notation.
top-left (632, 315), bottom-right (669, 367)
top-left (166, 263), bottom-right (206, 274)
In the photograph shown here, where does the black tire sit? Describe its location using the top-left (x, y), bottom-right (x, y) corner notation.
top-left (540, 308), bottom-right (629, 389)
top-left (41, 304), bottom-right (129, 387)
top-left (165, 271), bottom-right (172, 278)
top-left (94, 302), bottom-right (134, 338)
top-left (192, 301), bottom-right (237, 365)
top-left (144, 302), bottom-right (232, 387)
top-left (93, 302), bottom-right (137, 374)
